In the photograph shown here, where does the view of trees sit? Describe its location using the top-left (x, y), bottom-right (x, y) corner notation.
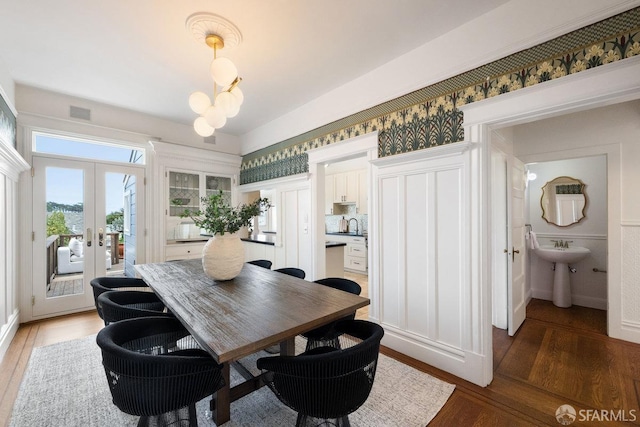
top-left (46, 211), bottom-right (71, 237)
top-left (46, 202), bottom-right (124, 240)
top-left (47, 201), bottom-right (83, 212)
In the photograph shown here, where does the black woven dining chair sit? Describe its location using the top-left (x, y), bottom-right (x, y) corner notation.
top-left (274, 267), bottom-right (306, 279)
top-left (90, 276), bottom-right (156, 322)
top-left (98, 290), bottom-right (171, 325)
top-left (257, 320), bottom-right (384, 427)
top-left (247, 259), bottom-right (272, 269)
top-left (302, 278), bottom-right (362, 351)
top-left (96, 316), bottom-right (225, 427)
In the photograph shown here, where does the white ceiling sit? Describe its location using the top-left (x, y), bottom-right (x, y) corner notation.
top-left (0, 0), bottom-right (509, 137)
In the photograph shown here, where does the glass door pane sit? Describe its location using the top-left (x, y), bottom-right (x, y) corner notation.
top-left (205, 175), bottom-right (231, 204)
top-left (46, 166), bottom-right (86, 297)
top-left (33, 157), bottom-right (95, 317)
top-left (103, 170), bottom-right (142, 277)
top-left (169, 171), bottom-right (200, 216)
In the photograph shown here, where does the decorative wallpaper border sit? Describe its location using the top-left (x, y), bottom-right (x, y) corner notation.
top-left (240, 7), bottom-right (640, 185)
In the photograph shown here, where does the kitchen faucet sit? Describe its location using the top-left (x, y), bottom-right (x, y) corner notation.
top-left (348, 218), bottom-right (359, 235)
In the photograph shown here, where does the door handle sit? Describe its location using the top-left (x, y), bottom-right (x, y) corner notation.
top-left (99, 228), bottom-right (104, 247)
top-left (512, 248), bottom-right (520, 262)
top-left (86, 228), bottom-right (92, 247)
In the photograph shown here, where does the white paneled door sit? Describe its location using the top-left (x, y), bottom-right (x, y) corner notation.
top-left (508, 157), bottom-right (526, 336)
top-left (32, 156), bottom-right (144, 317)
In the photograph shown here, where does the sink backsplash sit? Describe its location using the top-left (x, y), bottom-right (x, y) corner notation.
top-left (325, 208), bottom-right (368, 234)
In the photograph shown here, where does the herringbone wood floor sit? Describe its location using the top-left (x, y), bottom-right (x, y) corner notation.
top-left (1, 299), bottom-right (639, 426)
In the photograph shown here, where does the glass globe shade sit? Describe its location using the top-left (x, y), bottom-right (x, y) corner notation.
top-left (204, 105), bottom-right (227, 129)
top-left (216, 91), bottom-right (240, 118)
top-left (188, 91), bottom-right (211, 114)
top-left (230, 86), bottom-right (244, 106)
top-left (194, 116), bottom-right (215, 137)
top-left (210, 57), bottom-right (238, 87)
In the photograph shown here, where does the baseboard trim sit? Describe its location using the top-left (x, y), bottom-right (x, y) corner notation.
top-left (381, 324), bottom-right (488, 386)
top-left (530, 289), bottom-right (606, 310)
top-left (0, 309), bottom-right (20, 364)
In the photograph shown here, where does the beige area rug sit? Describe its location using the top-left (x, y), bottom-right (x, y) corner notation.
top-left (10, 335), bottom-right (454, 426)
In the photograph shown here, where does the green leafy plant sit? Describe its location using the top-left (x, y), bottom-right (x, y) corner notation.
top-left (181, 191), bottom-right (270, 235)
top-left (46, 211), bottom-right (70, 237)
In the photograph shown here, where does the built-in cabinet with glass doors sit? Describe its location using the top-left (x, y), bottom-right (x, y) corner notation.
top-left (165, 169), bottom-right (232, 260)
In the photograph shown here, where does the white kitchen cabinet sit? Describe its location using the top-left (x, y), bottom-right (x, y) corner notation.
top-left (325, 234), bottom-right (367, 273)
top-left (242, 241), bottom-right (276, 264)
top-left (332, 171), bottom-right (358, 203)
top-left (165, 242), bottom-right (206, 261)
top-left (325, 170), bottom-right (367, 211)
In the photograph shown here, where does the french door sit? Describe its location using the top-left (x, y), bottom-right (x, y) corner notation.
top-left (32, 156), bottom-right (145, 317)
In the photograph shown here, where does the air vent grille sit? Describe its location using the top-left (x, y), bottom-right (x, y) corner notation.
top-left (204, 135), bottom-right (216, 144)
top-left (69, 106), bottom-right (91, 121)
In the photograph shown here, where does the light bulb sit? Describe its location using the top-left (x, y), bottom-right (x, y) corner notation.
top-left (188, 91), bottom-right (211, 114)
top-left (230, 86), bottom-right (244, 106)
top-left (204, 105), bottom-right (227, 129)
top-left (216, 91), bottom-right (240, 118)
top-left (210, 57), bottom-right (238, 87)
top-left (194, 116), bottom-right (215, 137)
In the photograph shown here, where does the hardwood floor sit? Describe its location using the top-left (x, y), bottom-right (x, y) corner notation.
top-left (1, 299), bottom-right (639, 426)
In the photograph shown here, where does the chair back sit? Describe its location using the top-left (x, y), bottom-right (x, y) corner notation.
top-left (98, 290), bottom-right (168, 325)
top-left (274, 267), bottom-right (306, 279)
top-left (314, 277), bottom-right (361, 295)
top-left (90, 277), bottom-right (149, 319)
top-left (96, 316), bottom-right (225, 421)
top-left (257, 320), bottom-right (384, 421)
top-left (248, 259), bottom-right (272, 269)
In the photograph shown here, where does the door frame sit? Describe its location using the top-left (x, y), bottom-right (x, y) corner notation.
top-left (460, 56), bottom-right (640, 386)
top-left (306, 132), bottom-right (378, 285)
top-left (31, 154), bottom-right (146, 318)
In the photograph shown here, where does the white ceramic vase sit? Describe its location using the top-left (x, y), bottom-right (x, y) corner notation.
top-left (202, 233), bottom-right (245, 281)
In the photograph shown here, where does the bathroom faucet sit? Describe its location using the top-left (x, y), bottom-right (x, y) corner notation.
top-left (348, 218), bottom-right (359, 235)
top-left (551, 239), bottom-right (572, 249)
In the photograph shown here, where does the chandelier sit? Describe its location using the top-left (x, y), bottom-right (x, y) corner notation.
top-left (186, 13), bottom-right (244, 137)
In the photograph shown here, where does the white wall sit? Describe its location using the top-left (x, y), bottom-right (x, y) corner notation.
top-left (0, 67), bottom-right (30, 363)
top-left (241, 0), bottom-right (640, 154)
top-left (16, 85), bottom-right (241, 155)
top-left (524, 156), bottom-right (608, 309)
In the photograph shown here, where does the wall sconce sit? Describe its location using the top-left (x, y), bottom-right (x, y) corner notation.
top-left (186, 13), bottom-right (244, 137)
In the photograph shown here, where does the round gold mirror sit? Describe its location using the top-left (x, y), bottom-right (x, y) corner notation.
top-left (540, 176), bottom-right (587, 227)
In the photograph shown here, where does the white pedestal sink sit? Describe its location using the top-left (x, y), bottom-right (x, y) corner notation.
top-left (534, 245), bottom-right (591, 308)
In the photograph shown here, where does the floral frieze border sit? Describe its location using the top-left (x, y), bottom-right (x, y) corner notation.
top-left (240, 17), bottom-right (640, 185)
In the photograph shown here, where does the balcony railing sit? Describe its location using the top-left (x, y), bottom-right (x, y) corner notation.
top-left (45, 232), bottom-right (121, 286)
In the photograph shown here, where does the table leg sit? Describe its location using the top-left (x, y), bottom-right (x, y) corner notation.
top-left (280, 337), bottom-right (295, 356)
top-left (212, 362), bottom-right (231, 425)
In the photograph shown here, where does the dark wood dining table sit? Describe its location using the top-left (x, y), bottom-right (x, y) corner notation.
top-left (135, 258), bottom-right (370, 425)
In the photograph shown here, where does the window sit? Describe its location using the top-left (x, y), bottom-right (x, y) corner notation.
top-left (34, 133), bottom-right (144, 165)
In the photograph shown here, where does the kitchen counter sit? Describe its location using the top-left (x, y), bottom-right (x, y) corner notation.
top-left (325, 241), bottom-right (347, 248)
top-left (326, 231), bottom-right (366, 237)
top-left (242, 234), bottom-right (347, 249)
top-left (241, 234), bottom-right (276, 246)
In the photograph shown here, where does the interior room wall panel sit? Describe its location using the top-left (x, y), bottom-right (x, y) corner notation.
top-left (379, 176), bottom-right (402, 328)
top-left (405, 173), bottom-right (430, 337)
top-left (435, 168), bottom-right (463, 348)
top-left (374, 145), bottom-right (481, 384)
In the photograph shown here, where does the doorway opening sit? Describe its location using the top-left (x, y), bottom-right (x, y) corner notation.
top-left (31, 132), bottom-right (145, 318)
